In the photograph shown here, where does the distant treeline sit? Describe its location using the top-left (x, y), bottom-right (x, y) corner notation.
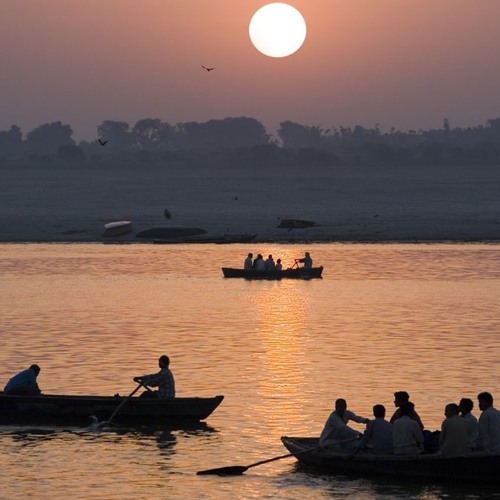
top-left (1, 116), bottom-right (500, 167)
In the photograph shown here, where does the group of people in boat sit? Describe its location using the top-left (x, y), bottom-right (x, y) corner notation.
top-left (243, 251), bottom-right (312, 271)
top-left (320, 391), bottom-right (500, 456)
top-left (3, 355), bottom-right (176, 400)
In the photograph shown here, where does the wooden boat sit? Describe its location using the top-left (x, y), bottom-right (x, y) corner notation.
top-left (281, 437), bottom-right (500, 483)
top-left (103, 220), bottom-right (132, 237)
top-left (222, 266), bottom-right (323, 279)
top-left (0, 392), bottom-right (224, 427)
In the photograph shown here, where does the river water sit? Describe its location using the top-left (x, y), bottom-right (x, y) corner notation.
top-left (0, 243), bottom-right (499, 499)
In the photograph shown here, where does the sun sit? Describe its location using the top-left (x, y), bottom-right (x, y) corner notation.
top-left (249, 3), bottom-right (307, 58)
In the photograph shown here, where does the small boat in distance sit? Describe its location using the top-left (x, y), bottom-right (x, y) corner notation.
top-left (281, 436), bottom-right (500, 483)
top-left (103, 220), bottom-right (132, 237)
top-left (0, 392), bottom-right (224, 427)
top-left (222, 266), bottom-right (323, 279)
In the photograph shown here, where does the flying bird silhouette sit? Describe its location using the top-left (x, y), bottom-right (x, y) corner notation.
top-left (98, 139), bottom-right (108, 146)
top-left (201, 65), bottom-right (215, 72)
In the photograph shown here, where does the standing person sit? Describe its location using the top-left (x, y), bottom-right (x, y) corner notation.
top-left (459, 397), bottom-right (479, 450)
top-left (244, 253), bottom-right (253, 270)
top-left (390, 391), bottom-right (424, 430)
top-left (357, 404), bottom-right (393, 455)
top-left (319, 398), bottom-right (368, 450)
top-left (476, 392), bottom-right (500, 452)
top-left (438, 403), bottom-right (469, 456)
top-left (392, 402), bottom-right (424, 455)
top-left (133, 355), bottom-right (175, 399)
top-left (297, 251), bottom-right (312, 268)
top-left (4, 364), bottom-right (42, 396)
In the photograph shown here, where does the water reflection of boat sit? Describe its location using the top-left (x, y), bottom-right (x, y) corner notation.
top-left (0, 392), bottom-right (224, 427)
top-left (222, 266), bottom-right (323, 279)
top-left (281, 437), bottom-right (500, 483)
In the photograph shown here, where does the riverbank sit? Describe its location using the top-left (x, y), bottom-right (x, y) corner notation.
top-left (1, 162), bottom-right (499, 243)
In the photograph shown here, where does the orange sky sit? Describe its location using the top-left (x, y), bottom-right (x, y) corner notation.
top-left (1, 0), bottom-right (500, 140)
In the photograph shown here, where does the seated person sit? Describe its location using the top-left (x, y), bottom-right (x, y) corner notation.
top-left (319, 398), bottom-right (368, 451)
top-left (4, 364), bottom-right (42, 396)
top-left (439, 403), bottom-right (468, 456)
top-left (357, 404), bottom-right (393, 455)
top-left (133, 355), bottom-right (175, 399)
top-left (297, 251), bottom-right (312, 268)
top-left (390, 391), bottom-right (424, 430)
top-left (392, 402), bottom-right (424, 455)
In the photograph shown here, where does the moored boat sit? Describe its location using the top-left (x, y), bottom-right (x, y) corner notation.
top-left (281, 436), bottom-right (500, 483)
top-left (103, 220), bottom-right (133, 237)
top-left (0, 392), bottom-right (224, 427)
top-left (222, 266), bottom-right (323, 279)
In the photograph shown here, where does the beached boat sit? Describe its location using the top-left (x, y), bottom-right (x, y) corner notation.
top-left (103, 220), bottom-right (132, 237)
top-left (222, 266), bottom-right (323, 279)
top-left (0, 392), bottom-right (224, 427)
top-left (281, 437), bottom-right (500, 483)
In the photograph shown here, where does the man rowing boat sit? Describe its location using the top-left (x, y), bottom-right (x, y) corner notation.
top-left (133, 355), bottom-right (175, 399)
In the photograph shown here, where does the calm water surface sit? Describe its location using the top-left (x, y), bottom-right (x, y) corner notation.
top-left (1, 243), bottom-right (499, 499)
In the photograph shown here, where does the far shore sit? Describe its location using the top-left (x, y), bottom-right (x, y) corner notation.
top-left (1, 162), bottom-right (499, 244)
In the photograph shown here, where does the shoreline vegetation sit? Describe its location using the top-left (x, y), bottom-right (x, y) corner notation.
top-left (1, 116), bottom-right (499, 244)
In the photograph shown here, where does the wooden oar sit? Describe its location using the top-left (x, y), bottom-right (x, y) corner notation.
top-left (197, 436), bottom-right (360, 476)
top-left (91, 381), bottom-right (149, 429)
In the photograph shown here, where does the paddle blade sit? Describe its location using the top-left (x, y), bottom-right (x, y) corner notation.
top-left (197, 465), bottom-right (248, 476)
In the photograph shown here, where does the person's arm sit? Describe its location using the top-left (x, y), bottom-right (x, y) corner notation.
top-left (134, 372), bottom-right (159, 387)
top-left (348, 410), bottom-right (369, 424)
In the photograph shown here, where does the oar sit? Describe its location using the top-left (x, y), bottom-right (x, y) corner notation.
top-left (197, 436), bottom-right (360, 476)
top-left (91, 381), bottom-right (149, 429)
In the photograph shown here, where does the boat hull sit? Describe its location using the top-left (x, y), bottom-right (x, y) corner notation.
top-left (222, 266), bottom-right (323, 279)
top-left (281, 437), bottom-right (500, 483)
top-left (0, 392), bottom-right (224, 427)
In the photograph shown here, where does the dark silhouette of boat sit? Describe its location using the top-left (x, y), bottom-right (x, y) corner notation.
top-left (222, 266), bottom-right (323, 279)
top-left (281, 436), bottom-right (500, 483)
top-left (0, 392), bottom-right (224, 427)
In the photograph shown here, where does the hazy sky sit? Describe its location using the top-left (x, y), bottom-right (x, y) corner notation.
top-left (1, 0), bottom-right (500, 141)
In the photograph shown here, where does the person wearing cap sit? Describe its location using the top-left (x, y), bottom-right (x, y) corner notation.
top-left (133, 355), bottom-right (175, 399)
top-left (4, 364), bottom-right (42, 396)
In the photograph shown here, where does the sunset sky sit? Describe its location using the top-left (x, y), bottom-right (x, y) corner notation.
top-left (1, 0), bottom-right (500, 141)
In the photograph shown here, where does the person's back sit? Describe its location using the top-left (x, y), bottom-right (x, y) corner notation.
top-left (439, 403), bottom-right (469, 456)
top-left (265, 255), bottom-right (275, 271)
top-left (392, 403), bottom-right (424, 455)
top-left (359, 405), bottom-right (393, 455)
top-left (459, 398), bottom-right (479, 450)
top-left (4, 365), bottom-right (41, 396)
top-left (254, 254), bottom-right (266, 271)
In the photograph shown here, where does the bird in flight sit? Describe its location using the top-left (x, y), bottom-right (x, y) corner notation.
top-left (98, 139), bottom-right (108, 146)
top-left (201, 65), bottom-right (215, 72)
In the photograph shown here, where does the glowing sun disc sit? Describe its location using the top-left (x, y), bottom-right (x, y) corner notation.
top-left (249, 3), bottom-right (307, 58)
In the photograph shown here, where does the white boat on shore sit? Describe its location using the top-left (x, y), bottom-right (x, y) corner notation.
top-left (103, 221), bottom-right (133, 237)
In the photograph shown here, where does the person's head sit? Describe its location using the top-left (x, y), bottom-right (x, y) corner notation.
top-left (248, 253), bottom-right (253, 258)
top-left (399, 402), bottom-right (414, 417)
top-left (158, 355), bottom-right (170, 368)
top-left (277, 259), bottom-right (281, 264)
top-left (373, 404), bottom-right (386, 418)
top-left (305, 252), bottom-right (310, 257)
top-left (335, 398), bottom-right (347, 415)
top-left (478, 392), bottom-right (493, 411)
top-left (268, 254), bottom-right (273, 260)
top-left (444, 403), bottom-right (459, 418)
top-left (459, 398), bottom-right (473, 415)
top-left (257, 254), bottom-right (263, 259)
top-left (394, 391), bottom-right (410, 407)
top-left (29, 364), bottom-right (41, 376)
